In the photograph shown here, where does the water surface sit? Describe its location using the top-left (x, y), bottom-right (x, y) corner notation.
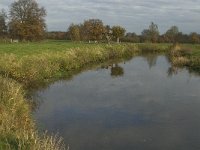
top-left (33, 55), bottom-right (200, 150)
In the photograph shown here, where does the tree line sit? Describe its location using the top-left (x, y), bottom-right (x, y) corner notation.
top-left (67, 19), bottom-right (125, 43)
top-left (0, 0), bottom-right (200, 44)
top-left (66, 21), bottom-right (200, 44)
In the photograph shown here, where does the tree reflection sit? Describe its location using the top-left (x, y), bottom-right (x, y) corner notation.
top-left (111, 64), bottom-right (124, 77)
top-left (167, 66), bottom-right (178, 77)
top-left (143, 54), bottom-right (158, 69)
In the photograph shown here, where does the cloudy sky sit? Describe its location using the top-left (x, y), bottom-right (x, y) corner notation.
top-left (1, 0), bottom-right (200, 34)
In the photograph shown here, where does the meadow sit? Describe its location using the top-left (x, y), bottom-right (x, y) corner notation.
top-left (0, 40), bottom-right (172, 56)
top-left (0, 40), bottom-right (200, 149)
top-left (0, 40), bottom-right (94, 56)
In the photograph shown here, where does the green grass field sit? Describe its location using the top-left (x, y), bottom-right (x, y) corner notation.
top-left (0, 40), bottom-right (97, 56)
top-left (0, 40), bottom-right (199, 56)
top-left (180, 44), bottom-right (200, 56)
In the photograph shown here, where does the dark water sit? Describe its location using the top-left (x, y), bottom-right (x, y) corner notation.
top-left (33, 55), bottom-right (200, 150)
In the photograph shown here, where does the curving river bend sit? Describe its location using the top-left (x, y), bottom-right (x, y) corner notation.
top-left (33, 54), bottom-right (200, 150)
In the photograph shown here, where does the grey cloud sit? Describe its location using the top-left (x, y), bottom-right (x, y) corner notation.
top-left (0, 0), bottom-right (200, 34)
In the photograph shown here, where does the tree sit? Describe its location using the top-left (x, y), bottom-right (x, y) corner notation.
top-left (189, 32), bottom-right (200, 44)
top-left (9, 0), bottom-right (46, 41)
top-left (46, 31), bottom-right (67, 40)
top-left (148, 22), bottom-right (159, 43)
top-left (104, 25), bottom-right (112, 44)
top-left (141, 29), bottom-right (151, 42)
top-left (112, 26), bottom-right (126, 43)
top-left (176, 32), bottom-right (189, 43)
top-left (83, 19), bottom-right (105, 41)
top-left (68, 24), bottom-right (80, 41)
top-left (123, 32), bottom-right (140, 43)
top-left (0, 9), bottom-right (7, 37)
top-left (77, 23), bottom-right (87, 41)
top-left (165, 26), bottom-right (179, 43)
top-left (141, 22), bottom-right (159, 43)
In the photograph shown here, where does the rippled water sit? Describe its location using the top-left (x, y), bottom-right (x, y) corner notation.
top-left (33, 54), bottom-right (200, 150)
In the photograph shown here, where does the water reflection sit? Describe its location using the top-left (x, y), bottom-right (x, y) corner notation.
top-left (111, 64), bottom-right (124, 77)
top-left (33, 55), bottom-right (200, 150)
top-left (142, 53), bottom-right (158, 69)
top-left (167, 66), bottom-right (179, 77)
top-left (100, 62), bottom-right (125, 77)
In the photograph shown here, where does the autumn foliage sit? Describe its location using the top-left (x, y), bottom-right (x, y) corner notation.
top-left (9, 0), bottom-right (46, 41)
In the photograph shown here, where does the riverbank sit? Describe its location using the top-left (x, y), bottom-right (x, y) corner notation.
top-left (169, 44), bottom-right (200, 73)
top-left (0, 76), bottom-right (65, 149)
top-left (0, 41), bottom-right (199, 149)
top-left (0, 43), bottom-right (170, 88)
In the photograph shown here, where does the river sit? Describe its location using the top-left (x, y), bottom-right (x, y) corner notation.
top-left (33, 54), bottom-right (200, 150)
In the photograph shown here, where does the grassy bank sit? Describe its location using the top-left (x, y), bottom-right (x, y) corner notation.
top-left (0, 76), bottom-right (65, 149)
top-left (169, 44), bottom-right (200, 73)
top-left (0, 43), bottom-right (170, 87)
top-left (0, 44), bottom-right (139, 87)
top-left (1, 41), bottom-right (198, 149)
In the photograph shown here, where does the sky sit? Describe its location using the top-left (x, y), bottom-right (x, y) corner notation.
top-left (1, 0), bottom-right (200, 34)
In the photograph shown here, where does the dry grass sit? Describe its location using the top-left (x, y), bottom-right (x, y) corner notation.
top-left (168, 44), bottom-right (200, 74)
top-left (0, 45), bottom-right (139, 87)
top-left (0, 76), bottom-right (65, 150)
top-left (169, 44), bottom-right (191, 66)
top-left (170, 56), bottom-right (190, 66)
